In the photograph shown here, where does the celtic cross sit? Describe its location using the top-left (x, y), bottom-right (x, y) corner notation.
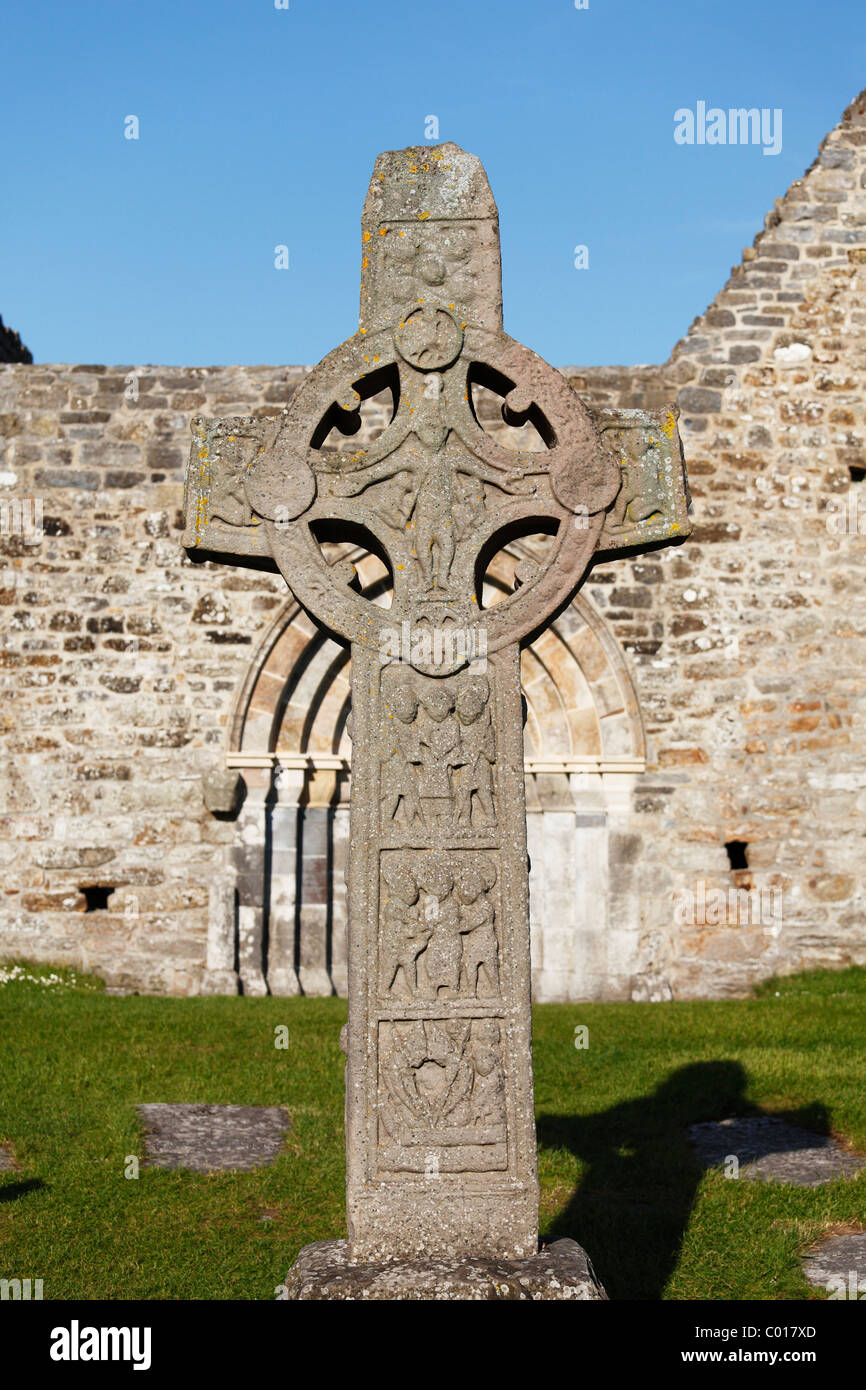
top-left (184, 143), bottom-right (689, 1261)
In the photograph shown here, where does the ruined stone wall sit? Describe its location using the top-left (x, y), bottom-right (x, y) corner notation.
top-left (1, 91), bottom-right (864, 998)
top-left (571, 88), bottom-right (866, 997)
top-left (0, 366), bottom-right (300, 992)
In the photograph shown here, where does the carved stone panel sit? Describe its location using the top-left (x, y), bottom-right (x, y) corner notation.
top-left (596, 407), bottom-right (691, 553)
top-left (380, 669), bottom-right (498, 836)
top-left (346, 642), bottom-right (537, 1260)
top-left (379, 850), bottom-right (501, 1003)
top-left (377, 1017), bottom-right (508, 1173)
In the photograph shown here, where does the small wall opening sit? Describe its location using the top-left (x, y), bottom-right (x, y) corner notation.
top-left (724, 841), bottom-right (749, 870)
top-left (81, 885), bottom-right (115, 912)
top-left (849, 465), bottom-right (865, 483)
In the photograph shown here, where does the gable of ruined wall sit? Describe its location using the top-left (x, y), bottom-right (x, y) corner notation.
top-left (577, 89), bottom-right (866, 996)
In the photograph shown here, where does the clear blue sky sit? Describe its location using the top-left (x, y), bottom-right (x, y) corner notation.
top-left (2, 0), bottom-right (863, 367)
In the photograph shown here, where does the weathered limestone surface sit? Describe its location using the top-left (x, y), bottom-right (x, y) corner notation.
top-left (1, 92), bottom-right (866, 1004)
top-left (803, 1234), bottom-right (866, 1293)
top-left (690, 1116), bottom-right (866, 1185)
top-left (280, 1236), bottom-right (607, 1301)
top-left (138, 1102), bottom-right (290, 1172)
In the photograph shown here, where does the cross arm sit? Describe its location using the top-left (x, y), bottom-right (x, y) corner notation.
top-left (182, 403), bottom-right (691, 566)
top-left (594, 405), bottom-right (691, 556)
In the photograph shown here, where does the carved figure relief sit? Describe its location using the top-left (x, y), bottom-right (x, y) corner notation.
top-left (328, 346), bottom-right (535, 598)
top-left (605, 455), bottom-right (665, 530)
top-left (380, 684), bottom-right (426, 829)
top-left (596, 411), bottom-right (690, 552)
top-left (381, 672), bottom-right (497, 832)
top-left (378, 1016), bottom-right (507, 1171)
top-left (205, 424), bottom-right (260, 528)
top-left (379, 851), bottom-right (500, 1002)
top-left (379, 859), bottom-right (430, 999)
top-left (456, 858), bottom-right (500, 998)
top-left (452, 677), bottom-right (496, 829)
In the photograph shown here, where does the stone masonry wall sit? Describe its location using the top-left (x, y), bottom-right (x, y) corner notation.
top-left (1, 91), bottom-right (864, 997)
top-left (574, 87), bottom-right (866, 997)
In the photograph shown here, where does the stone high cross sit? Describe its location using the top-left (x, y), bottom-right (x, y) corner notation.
top-left (183, 144), bottom-right (689, 1267)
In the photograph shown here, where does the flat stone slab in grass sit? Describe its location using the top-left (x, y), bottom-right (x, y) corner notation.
top-left (280, 1237), bottom-right (607, 1301)
top-left (138, 1104), bottom-right (290, 1173)
top-left (689, 1117), bottom-right (865, 1186)
top-left (803, 1234), bottom-right (866, 1292)
top-left (0, 1142), bottom-right (17, 1171)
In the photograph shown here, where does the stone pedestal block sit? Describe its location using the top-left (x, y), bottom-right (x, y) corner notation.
top-left (280, 1237), bottom-right (607, 1301)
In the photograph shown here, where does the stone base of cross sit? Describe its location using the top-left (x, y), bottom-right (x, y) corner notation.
top-left (184, 143), bottom-right (690, 1298)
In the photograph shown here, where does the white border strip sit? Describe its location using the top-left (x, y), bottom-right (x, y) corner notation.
top-left (226, 753), bottom-right (644, 774)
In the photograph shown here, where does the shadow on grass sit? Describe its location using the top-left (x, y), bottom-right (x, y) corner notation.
top-left (538, 1060), bottom-right (831, 1300)
top-left (0, 1179), bottom-right (45, 1204)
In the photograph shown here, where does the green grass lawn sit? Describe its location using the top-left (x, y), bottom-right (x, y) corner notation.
top-left (1, 962), bottom-right (864, 1300)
